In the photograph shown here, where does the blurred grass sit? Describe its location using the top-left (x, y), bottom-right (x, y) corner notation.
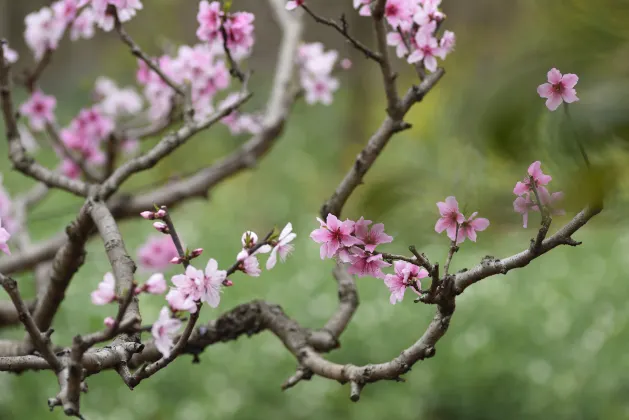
top-left (1, 0), bottom-right (629, 418)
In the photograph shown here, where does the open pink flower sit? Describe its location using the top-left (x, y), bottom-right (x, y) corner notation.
top-left (201, 258), bottom-right (226, 308)
top-left (456, 212), bottom-right (490, 244)
top-left (0, 217), bottom-right (11, 256)
top-left (236, 250), bottom-right (262, 277)
top-left (408, 33), bottom-right (444, 72)
top-left (513, 193), bottom-right (535, 228)
top-left (537, 68), bottom-right (579, 111)
top-left (513, 161), bottom-right (552, 196)
top-left (266, 223), bottom-right (296, 270)
top-left (310, 214), bottom-right (362, 259)
top-left (152, 306), bottom-right (182, 358)
top-left (354, 217), bottom-right (393, 252)
top-left (166, 288), bottom-right (197, 313)
top-left (145, 273), bottom-right (167, 295)
top-left (347, 248), bottom-right (391, 279)
top-left (384, 261), bottom-right (428, 304)
top-left (286, 0), bottom-right (305, 10)
top-left (20, 91), bottom-right (56, 131)
top-left (384, 0), bottom-right (414, 29)
top-left (435, 196), bottom-right (465, 241)
top-left (137, 235), bottom-right (179, 271)
top-left (91, 272), bottom-right (116, 305)
top-left (387, 32), bottom-right (410, 58)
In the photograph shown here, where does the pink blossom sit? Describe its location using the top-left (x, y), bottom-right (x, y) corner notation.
top-left (537, 68), bottom-right (579, 111)
top-left (103, 316), bottom-right (115, 328)
top-left (140, 211), bottom-right (155, 220)
top-left (384, 0), bottom-right (414, 29)
top-left (347, 248), bottom-right (391, 279)
top-left (201, 258), bottom-right (226, 307)
top-left (387, 32), bottom-right (410, 58)
top-left (267, 223), bottom-right (296, 270)
top-left (384, 261), bottom-right (428, 304)
top-left (91, 272), bottom-right (117, 305)
top-left (190, 248), bottom-right (204, 258)
top-left (354, 217), bottom-right (393, 252)
top-left (92, 0), bottom-right (143, 31)
top-left (20, 91), bottom-right (56, 131)
top-left (166, 288), bottom-right (198, 313)
top-left (455, 212), bottom-right (490, 245)
top-left (435, 196), bottom-right (465, 241)
top-left (341, 58), bottom-right (352, 70)
top-left (0, 217), bottom-right (11, 256)
top-left (24, 7), bottom-right (65, 59)
top-left (170, 265), bottom-right (204, 307)
top-left (2, 44), bottom-right (18, 64)
top-left (440, 30), bottom-right (456, 56)
top-left (94, 77), bottom-right (143, 117)
top-left (137, 235), bottom-right (179, 271)
top-left (513, 161), bottom-right (552, 196)
top-left (513, 193), bottom-right (535, 228)
top-left (151, 306), bottom-right (182, 358)
top-left (52, 0), bottom-right (79, 24)
top-left (536, 189), bottom-right (566, 217)
top-left (241, 231), bottom-right (259, 248)
top-left (310, 214), bottom-right (362, 259)
top-left (302, 75), bottom-right (339, 106)
top-left (353, 0), bottom-right (372, 16)
top-left (298, 43), bottom-right (340, 106)
top-left (196, 1), bottom-right (222, 41)
top-left (70, 8), bottom-right (96, 41)
top-left (286, 0), bottom-right (305, 10)
top-left (236, 250), bottom-right (262, 277)
top-left (145, 273), bottom-right (167, 295)
top-left (408, 33), bottom-right (444, 72)
top-left (413, 0), bottom-right (445, 26)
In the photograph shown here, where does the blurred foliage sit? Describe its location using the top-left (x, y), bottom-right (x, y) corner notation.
top-left (1, 0), bottom-right (629, 418)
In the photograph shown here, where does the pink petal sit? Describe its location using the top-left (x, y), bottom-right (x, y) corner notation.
top-left (513, 182), bottom-right (529, 195)
top-left (561, 73), bottom-right (579, 89)
top-left (446, 224), bottom-right (458, 241)
top-left (325, 214), bottom-right (340, 231)
top-left (537, 83), bottom-right (554, 99)
top-left (444, 196), bottom-right (459, 212)
top-left (561, 88), bottom-right (578, 103)
top-left (470, 217), bottom-right (490, 231)
top-left (465, 226), bottom-right (477, 242)
top-left (435, 217), bottom-right (452, 233)
top-left (522, 212), bottom-right (528, 228)
top-left (547, 68), bottom-right (562, 84)
top-left (310, 228), bottom-right (332, 243)
top-left (436, 201), bottom-right (449, 216)
top-left (545, 93), bottom-right (563, 111)
top-left (266, 248), bottom-right (278, 270)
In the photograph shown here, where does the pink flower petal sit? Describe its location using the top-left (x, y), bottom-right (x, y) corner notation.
top-left (561, 73), bottom-right (578, 89)
top-left (547, 68), bottom-right (562, 84)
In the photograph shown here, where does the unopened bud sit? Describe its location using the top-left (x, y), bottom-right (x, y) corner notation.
top-left (104, 317), bottom-right (115, 328)
top-left (140, 211), bottom-right (155, 220)
top-left (155, 208), bottom-right (167, 218)
top-left (189, 248), bottom-right (203, 259)
top-left (153, 222), bottom-right (169, 233)
top-left (170, 256), bottom-right (185, 264)
top-left (222, 279), bottom-right (234, 287)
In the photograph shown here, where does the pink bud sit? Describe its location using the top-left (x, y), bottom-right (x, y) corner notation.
top-left (341, 58), bottom-right (352, 70)
top-left (190, 248), bottom-right (203, 258)
top-left (104, 317), bottom-right (115, 328)
top-left (153, 221), bottom-right (169, 233)
top-left (170, 256), bottom-right (185, 264)
top-left (140, 211), bottom-right (155, 220)
top-left (222, 279), bottom-right (234, 287)
top-left (155, 208), bottom-right (167, 218)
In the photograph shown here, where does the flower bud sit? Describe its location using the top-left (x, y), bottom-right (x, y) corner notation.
top-left (153, 221), bottom-right (169, 234)
top-left (189, 248), bottom-right (204, 259)
top-left (170, 256), bottom-right (185, 264)
top-left (104, 317), bottom-right (115, 329)
top-left (222, 279), bottom-right (234, 287)
top-left (155, 208), bottom-right (167, 218)
top-left (140, 211), bottom-right (155, 220)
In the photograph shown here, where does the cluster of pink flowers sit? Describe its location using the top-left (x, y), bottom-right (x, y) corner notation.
top-left (58, 106), bottom-right (115, 178)
top-left (297, 43), bottom-right (341, 106)
top-left (537, 68), bottom-right (579, 111)
top-left (19, 91), bottom-right (57, 132)
top-left (310, 215), bottom-right (393, 277)
top-left (513, 161), bottom-right (565, 228)
top-left (434, 196), bottom-right (490, 245)
top-left (24, 1), bottom-right (144, 59)
top-left (197, 1), bottom-right (255, 61)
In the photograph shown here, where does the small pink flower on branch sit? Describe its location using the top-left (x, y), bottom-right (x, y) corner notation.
top-left (310, 214), bottom-right (362, 260)
top-left (236, 250), bottom-right (262, 277)
top-left (347, 248), bottom-right (391, 279)
top-left (138, 235), bottom-right (179, 271)
top-left (513, 194), bottom-right (535, 228)
top-left (140, 211), bottom-right (155, 220)
top-left (513, 161), bottom-right (552, 196)
top-left (267, 223), bottom-right (296, 270)
top-left (384, 261), bottom-right (429, 304)
top-left (190, 248), bottom-right (204, 259)
top-left (19, 91), bottom-right (57, 131)
top-left (144, 273), bottom-right (167, 295)
top-left (537, 68), bottom-right (579, 111)
top-left (455, 212), bottom-right (490, 245)
top-left (435, 196), bottom-right (464, 241)
top-left (152, 307), bottom-right (182, 358)
top-left (91, 272), bottom-right (117, 305)
top-left (354, 217), bottom-right (393, 253)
